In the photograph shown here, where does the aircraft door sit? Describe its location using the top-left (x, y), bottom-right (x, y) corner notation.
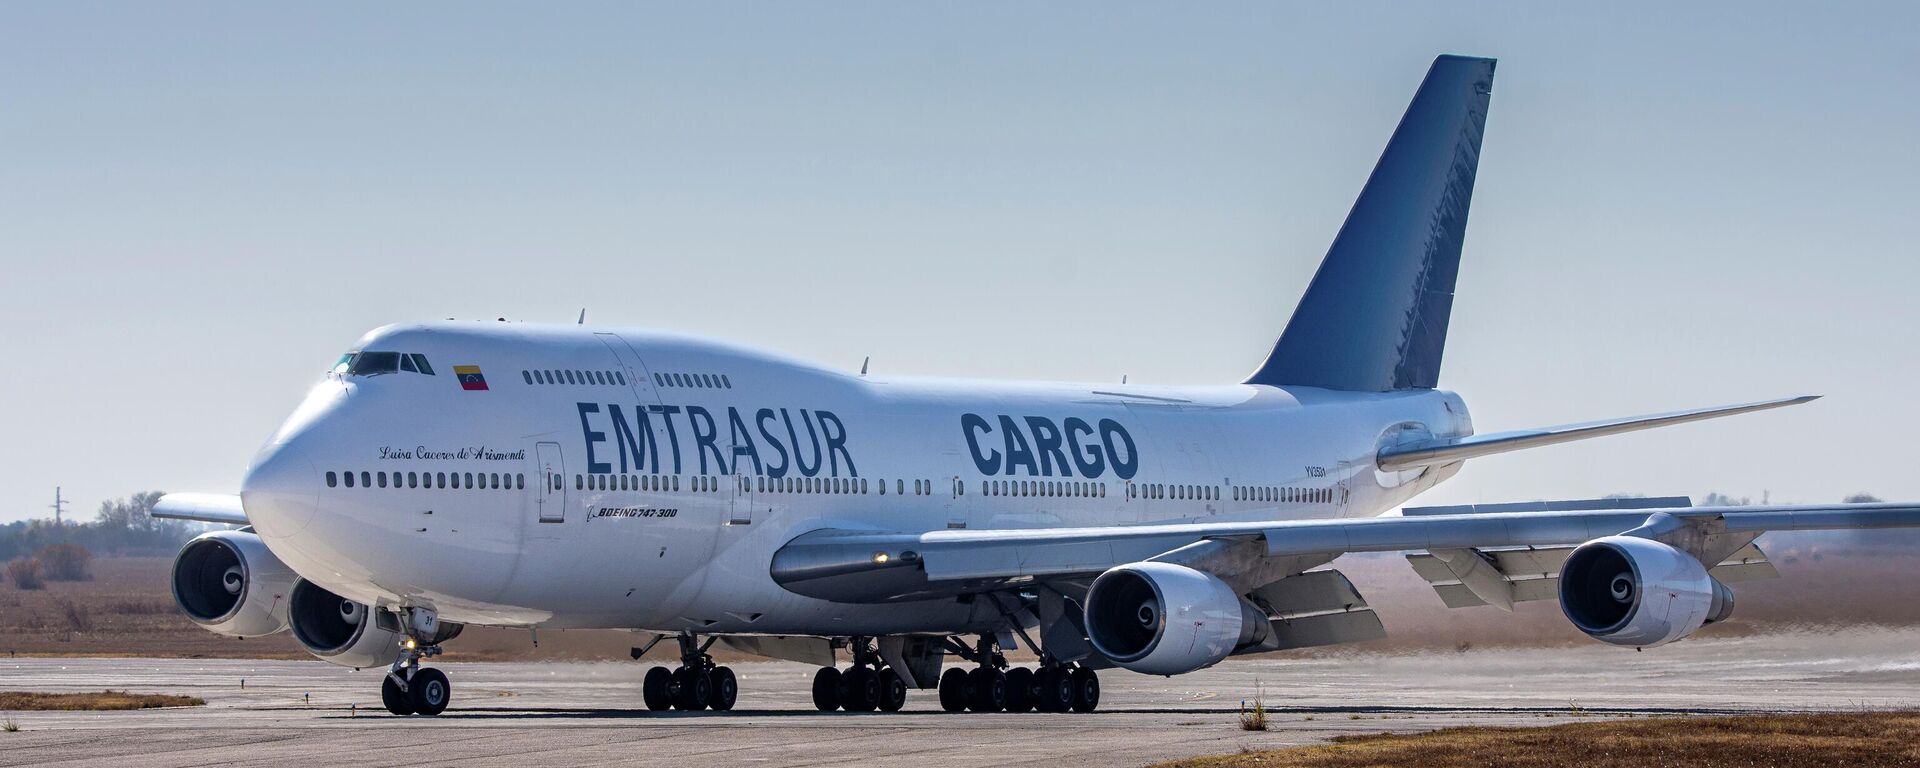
top-left (536, 441), bottom-right (566, 523)
top-left (729, 472), bottom-right (754, 525)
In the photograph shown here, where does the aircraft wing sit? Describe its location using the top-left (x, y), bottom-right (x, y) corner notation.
top-left (771, 501), bottom-right (1920, 603)
top-left (151, 492), bottom-right (249, 526)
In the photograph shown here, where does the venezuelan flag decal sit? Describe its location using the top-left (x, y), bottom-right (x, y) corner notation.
top-left (453, 365), bottom-right (489, 391)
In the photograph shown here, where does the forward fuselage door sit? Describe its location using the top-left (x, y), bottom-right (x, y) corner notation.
top-left (730, 472), bottom-right (753, 525)
top-left (536, 441), bottom-right (566, 523)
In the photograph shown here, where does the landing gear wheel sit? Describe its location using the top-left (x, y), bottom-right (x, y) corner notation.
top-left (1003, 667), bottom-right (1035, 713)
top-left (709, 666), bottom-right (738, 711)
top-left (671, 666), bottom-right (712, 710)
top-left (937, 667), bottom-right (970, 713)
top-left (840, 665), bottom-right (881, 712)
top-left (642, 666), bottom-right (674, 711)
top-left (967, 668), bottom-right (1007, 712)
top-left (1034, 666), bottom-right (1075, 713)
top-left (381, 674), bottom-right (415, 716)
top-left (812, 667), bottom-right (843, 711)
top-left (1069, 666), bottom-right (1100, 713)
top-left (408, 667), bottom-right (451, 716)
top-left (877, 668), bottom-right (908, 712)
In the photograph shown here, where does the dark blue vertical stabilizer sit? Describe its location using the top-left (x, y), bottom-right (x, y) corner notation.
top-left (1246, 55), bottom-right (1494, 392)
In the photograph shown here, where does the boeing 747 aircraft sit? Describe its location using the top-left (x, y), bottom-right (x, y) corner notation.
top-left (155, 55), bottom-right (1920, 717)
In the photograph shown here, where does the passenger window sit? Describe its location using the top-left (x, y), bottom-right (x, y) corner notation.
top-left (720, 374), bottom-right (732, 388)
top-left (326, 471), bottom-right (338, 488)
top-left (360, 471), bottom-right (371, 488)
top-left (408, 472), bottom-right (418, 488)
top-left (522, 371), bottom-right (532, 385)
top-left (516, 474), bottom-right (525, 490)
top-left (615, 371), bottom-right (626, 385)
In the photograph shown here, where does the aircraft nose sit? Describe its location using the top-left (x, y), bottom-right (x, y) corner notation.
top-left (241, 441), bottom-right (319, 538)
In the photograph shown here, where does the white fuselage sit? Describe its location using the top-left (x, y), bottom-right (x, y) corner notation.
top-left (242, 322), bottom-right (1473, 636)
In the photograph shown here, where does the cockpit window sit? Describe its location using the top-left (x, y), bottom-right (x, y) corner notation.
top-left (348, 352), bottom-right (402, 375)
top-left (334, 350), bottom-right (439, 377)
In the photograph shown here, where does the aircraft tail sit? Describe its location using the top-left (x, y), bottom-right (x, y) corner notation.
top-left (1246, 55), bottom-right (1495, 392)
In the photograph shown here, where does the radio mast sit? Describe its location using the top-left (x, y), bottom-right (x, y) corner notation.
top-left (50, 486), bottom-right (69, 525)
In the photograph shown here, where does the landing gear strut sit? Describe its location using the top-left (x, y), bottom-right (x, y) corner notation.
top-left (935, 632), bottom-right (1099, 714)
top-left (641, 632), bottom-right (737, 712)
top-left (383, 608), bottom-right (454, 716)
top-left (811, 637), bottom-right (908, 712)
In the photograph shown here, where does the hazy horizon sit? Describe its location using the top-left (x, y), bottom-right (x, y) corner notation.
top-left (4, 3), bottom-right (1916, 524)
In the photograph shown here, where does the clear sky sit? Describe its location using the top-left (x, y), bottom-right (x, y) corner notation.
top-left (2, 3), bottom-right (1915, 524)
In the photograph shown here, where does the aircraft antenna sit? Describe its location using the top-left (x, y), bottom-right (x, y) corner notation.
top-left (577, 308), bottom-right (587, 325)
top-left (860, 356), bottom-right (869, 376)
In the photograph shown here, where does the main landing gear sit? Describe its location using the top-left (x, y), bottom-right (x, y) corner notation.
top-left (936, 634), bottom-right (1099, 714)
top-left (640, 632), bottom-right (739, 712)
top-left (811, 637), bottom-right (909, 712)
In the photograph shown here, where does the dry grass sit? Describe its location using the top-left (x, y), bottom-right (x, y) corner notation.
top-left (0, 690), bottom-right (204, 711)
top-left (1155, 712), bottom-right (1920, 768)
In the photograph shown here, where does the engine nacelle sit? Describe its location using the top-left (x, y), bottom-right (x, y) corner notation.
top-left (288, 579), bottom-right (406, 669)
top-left (1084, 562), bottom-right (1269, 675)
top-left (171, 530), bottom-right (296, 637)
top-left (1559, 536), bottom-right (1734, 648)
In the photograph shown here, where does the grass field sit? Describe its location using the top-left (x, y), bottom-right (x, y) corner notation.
top-left (1155, 713), bottom-right (1920, 768)
top-left (0, 690), bottom-right (204, 711)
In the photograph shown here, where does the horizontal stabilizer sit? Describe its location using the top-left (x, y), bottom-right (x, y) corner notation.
top-left (151, 493), bottom-right (248, 526)
top-left (1377, 396), bottom-right (1818, 472)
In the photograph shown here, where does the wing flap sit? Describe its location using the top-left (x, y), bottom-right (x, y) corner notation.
top-left (1409, 542), bottom-right (1780, 608)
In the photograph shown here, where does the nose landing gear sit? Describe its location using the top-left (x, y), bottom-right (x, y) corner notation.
top-left (381, 608), bottom-right (456, 716)
top-left (640, 632), bottom-right (737, 712)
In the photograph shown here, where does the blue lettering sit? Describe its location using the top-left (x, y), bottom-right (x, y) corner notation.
top-left (688, 406), bottom-right (726, 475)
top-left (1064, 417), bottom-right (1105, 477)
top-left (726, 407), bottom-right (762, 475)
top-left (577, 402), bottom-right (611, 474)
top-left (649, 404), bottom-right (683, 474)
top-left (817, 410), bottom-right (858, 477)
top-left (784, 408), bottom-right (824, 477)
top-left (1026, 416), bottom-right (1071, 477)
top-left (962, 413), bottom-right (1000, 475)
top-left (1100, 418), bottom-right (1138, 480)
top-left (756, 408), bottom-right (790, 478)
top-left (998, 415), bottom-right (1039, 476)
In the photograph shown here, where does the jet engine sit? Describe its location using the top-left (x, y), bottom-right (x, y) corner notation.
top-left (1559, 535), bottom-right (1734, 648)
top-left (1083, 561), bottom-right (1270, 675)
top-left (288, 579), bottom-right (408, 669)
top-left (171, 529), bottom-right (296, 637)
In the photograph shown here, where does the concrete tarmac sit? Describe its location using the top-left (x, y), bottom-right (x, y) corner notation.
top-left (3, 628), bottom-right (1918, 768)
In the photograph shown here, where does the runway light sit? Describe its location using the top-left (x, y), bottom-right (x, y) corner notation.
top-left (872, 552), bottom-right (891, 564)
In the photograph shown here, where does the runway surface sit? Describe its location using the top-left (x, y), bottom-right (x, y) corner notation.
top-left (4, 628), bottom-right (1918, 768)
